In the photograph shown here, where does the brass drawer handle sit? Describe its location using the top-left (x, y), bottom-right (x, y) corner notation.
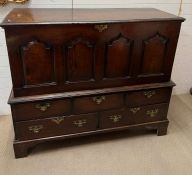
top-left (28, 125), bottom-right (43, 133)
top-left (143, 90), bottom-right (156, 98)
top-left (73, 119), bottom-right (87, 127)
top-left (94, 24), bottom-right (108, 32)
top-left (130, 107), bottom-right (141, 114)
top-left (146, 109), bottom-right (159, 117)
top-left (109, 114), bottom-right (122, 123)
top-left (51, 117), bottom-right (64, 124)
top-left (93, 96), bottom-right (106, 105)
top-left (35, 102), bottom-right (50, 112)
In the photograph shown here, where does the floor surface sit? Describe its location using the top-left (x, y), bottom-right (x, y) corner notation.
top-left (1, 94), bottom-right (192, 175)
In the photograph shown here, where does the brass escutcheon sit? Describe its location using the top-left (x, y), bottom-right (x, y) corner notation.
top-left (73, 119), bottom-right (87, 127)
top-left (94, 24), bottom-right (108, 32)
top-left (28, 125), bottom-right (43, 133)
top-left (109, 115), bottom-right (122, 123)
top-left (143, 90), bottom-right (156, 98)
top-left (51, 117), bottom-right (64, 124)
top-left (93, 96), bottom-right (106, 105)
top-left (35, 102), bottom-right (50, 112)
top-left (146, 109), bottom-right (159, 117)
top-left (130, 107), bottom-right (141, 114)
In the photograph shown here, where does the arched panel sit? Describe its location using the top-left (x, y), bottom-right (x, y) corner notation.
top-left (21, 40), bottom-right (55, 86)
top-left (64, 37), bottom-right (95, 82)
top-left (139, 33), bottom-right (168, 76)
top-left (104, 34), bottom-right (133, 78)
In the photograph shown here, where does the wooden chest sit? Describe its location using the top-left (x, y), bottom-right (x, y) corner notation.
top-left (0, 8), bottom-right (184, 158)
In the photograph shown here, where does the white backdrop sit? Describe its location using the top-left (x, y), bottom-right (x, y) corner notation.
top-left (0, 0), bottom-right (192, 115)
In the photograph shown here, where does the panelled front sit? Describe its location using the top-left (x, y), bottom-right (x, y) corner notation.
top-left (5, 21), bottom-right (182, 97)
top-left (104, 34), bottom-right (133, 79)
top-left (64, 37), bottom-right (96, 82)
top-left (20, 40), bottom-right (55, 86)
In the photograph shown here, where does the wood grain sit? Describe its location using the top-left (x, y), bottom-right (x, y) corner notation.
top-left (0, 8), bottom-right (184, 26)
top-left (2, 8), bottom-right (184, 158)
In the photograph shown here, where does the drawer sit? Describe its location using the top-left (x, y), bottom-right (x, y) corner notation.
top-left (73, 94), bottom-right (124, 114)
top-left (15, 113), bottom-right (98, 141)
top-left (126, 88), bottom-right (172, 107)
top-left (12, 99), bottom-right (72, 121)
top-left (99, 103), bottom-right (169, 129)
top-left (126, 103), bottom-right (169, 124)
top-left (100, 109), bottom-right (129, 129)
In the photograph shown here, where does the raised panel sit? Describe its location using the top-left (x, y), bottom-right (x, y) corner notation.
top-left (104, 34), bottom-right (133, 78)
top-left (139, 33), bottom-right (168, 76)
top-left (64, 38), bottom-right (95, 82)
top-left (21, 40), bottom-right (55, 86)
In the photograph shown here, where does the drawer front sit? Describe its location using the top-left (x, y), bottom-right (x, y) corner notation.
top-left (126, 88), bottom-right (172, 107)
top-left (12, 99), bottom-right (72, 121)
top-left (15, 113), bottom-right (98, 140)
top-left (100, 109), bottom-right (128, 129)
top-left (99, 103), bottom-right (169, 129)
top-left (126, 103), bottom-right (169, 124)
top-left (73, 94), bottom-right (124, 114)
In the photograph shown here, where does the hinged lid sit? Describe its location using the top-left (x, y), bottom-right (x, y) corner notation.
top-left (0, 8), bottom-right (185, 27)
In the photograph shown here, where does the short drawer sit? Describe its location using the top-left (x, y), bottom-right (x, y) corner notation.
top-left (126, 88), bottom-right (172, 107)
top-left (126, 103), bottom-right (169, 124)
top-left (12, 99), bottom-right (72, 121)
top-left (73, 94), bottom-right (124, 114)
top-left (15, 113), bottom-right (98, 141)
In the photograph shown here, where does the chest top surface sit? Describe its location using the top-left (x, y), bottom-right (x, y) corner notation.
top-left (1, 8), bottom-right (184, 27)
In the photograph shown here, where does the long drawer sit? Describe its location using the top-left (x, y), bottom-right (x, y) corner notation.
top-left (100, 103), bottom-right (169, 129)
top-left (15, 113), bottom-right (98, 140)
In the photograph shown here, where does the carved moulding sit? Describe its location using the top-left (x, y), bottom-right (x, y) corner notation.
top-left (0, 0), bottom-right (28, 6)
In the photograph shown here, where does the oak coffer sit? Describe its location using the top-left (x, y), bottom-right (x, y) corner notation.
top-left (0, 8), bottom-right (185, 158)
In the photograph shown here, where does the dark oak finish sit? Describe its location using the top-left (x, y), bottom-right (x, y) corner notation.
top-left (15, 113), bottom-right (98, 140)
top-left (73, 94), bottom-right (124, 114)
top-left (8, 81), bottom-right (175, 104)
top-left (125, 103), bottom-right (169, 124)
top-left (1, 8), bottom-right (184, 25)
top-left (21, 40), bottom-right (55, 86)
top-left (126, 87), bottom-right (172, 106)
top-left (1, 9), bottom-right (184, 97)
top-left (12, 98), bottom-right (71, 121)
top-left (0, 8), bottom-right (184, 158)
top-left (13, 120), bottom-right (169, 158)
top-left (100, 103), bottom-right (169, 129)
